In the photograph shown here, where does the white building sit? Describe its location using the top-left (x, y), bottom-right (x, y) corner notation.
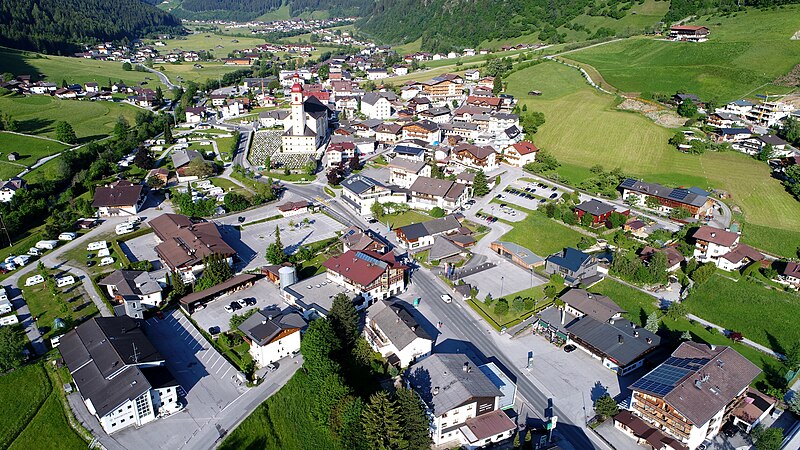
top-left (0, 178), bottom-right (26, 203)
top-left (691, 226), bottom-right (762, 271)
top-left (323, 250), bottom-right (407, 302)
top-left (340, 174), bottom-right (406, 217)
top-left (59, 316), bottom-right (181, 434)
top-left (91, 180), bottom-right (144, 217)
top-left (360, 91), bottom-right (397, 120)
top-left (364, 301), bottom-right (433, 367)
top-left (239, 310), bottom-right (306, 368)
top-left (387, 157), bottom-right (431, 189)
top-left (98, 270), bottom-right (166, 319)
top-left (502, 141), bottom-right (538, 167)
top-left (409, 176), bottom-right (468, 212)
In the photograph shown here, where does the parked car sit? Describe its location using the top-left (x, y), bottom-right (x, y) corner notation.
top-left (230, 301), bottom-right (241, 311)
top-left (440, 294), bottom-right (452, 304)
top-left (551, 186), bottom-right (558, 191)
top-left (237, 216), bottom-right (245, 223)
top-left (266, 362), bottom-right (278, 372)
top-left (550, 193), bottom-right (558, 199)
top-left (563, 344), bottom-right (577, 353)
top-left (224, 304), bottom-right (234, 313)
top-left (237, 298), bottom-right (248, 307)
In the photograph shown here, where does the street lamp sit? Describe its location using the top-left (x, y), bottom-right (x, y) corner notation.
top-left (500, 276), bottom-right (504, 299)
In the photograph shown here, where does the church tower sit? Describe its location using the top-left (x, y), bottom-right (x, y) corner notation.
top-left (290, 79), bottom-right (305, 136)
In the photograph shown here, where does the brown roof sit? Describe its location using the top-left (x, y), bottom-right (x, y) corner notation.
top-left (454, 143), bottom-right (495, 160)
top-left (671, 25), bottom-right (709, 32)
top-left (641, 246), bottom-right (685, 268)
top-left (509, 141), bottom-right (539, 155)
top-left (692, 226), bottom-right (739, 247)
top-left (731, 387), bottom-right (776, 425)
top-left (466, 96), bottom-right (502, 107)
top-left (92, 180), bottom-right (143, 208)
top-left (179, 273), bottom-right (259, 306)
top-left (459, 409), bottom-right (516, 442)
top-left (323, 250), bottom-right (405, 288)
top-left (410, 176), bottom-right (465, 201)
top-left (277, 201), bottom-right (312, 212)
top-left (782, 261), bottom-right (800, 278)
top-left (721, 244), bottom-right (763, 264)
top-left (559, 288), bottom-right (625, 322)
top-left (149, 214), bottom-right (236, 271)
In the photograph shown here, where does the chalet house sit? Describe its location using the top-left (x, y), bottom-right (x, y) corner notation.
top-left (560, 288), bottom-right (625, 323)
top-left (626, 342), bottom-right (761, 450)
top-left (239, 309), bottom-right (306, 368)
top-left (326, 141), bottom-right (356, 168)
top-left (406, 354), bottom-right (517, 448)
top-left (360, 92), bottom-right (397, 120)
top-left (395, 214), bottom-right (463, 249)
top-left (466, 96), bottom-right (502, 110)
top-left (669, 25), bottom-right (710, 42)
top-left (85, 82), bottom-right (99, 93)
top-left (185, 107), bottom-right (208, 124)
top-left (258, 110), bottom-right (290, 128)
top-left (640, 246), bottom-right (685, 272)
top-left (340, 226), bottom-right (387, 254)
top-left (171, 149), bottom-right (209, 182)
top-left (739, 134), bottom-right (791, 157)
top-left (716, 99), bottom-right (754, 116)
top-left (374, 123), bottom-right (402, 143)
top-left (614, 410), bottom-right (689, 450)
top-left (408, 96), bottom-right (431, 113)
top-left (619, 178), bottom-right (713, 219)
top-left (364, 300), bottom-right (433, 367)
top-left (59, 316), bottom-right (181, 434)
top-left (341, 174), bottom-right (404, 217)
top-left (566, 314), bottom-right (659, 375)
top-left (92, 180), bottom-right (144, 216)
top-left (277, 200), bottom-right (312, 217)
top-left (323, 250), bottom-right (407, 302)
top-left (409, 176), bottom-right (468, 212)
top-left (692, 226), bottom-right (762, 271)
top-left (574, 199), bottom-right (620, 226)
top-left (99, 270), bottom-right (165, 319)
top-left (388, 156), bottom-right (431, 189)
top-left (706, 112), bottom-right (743, 129)
top-left (0, 177), bottom-right (26, 202)
top-left (777, 261), bottom-right (800, 289)
top-left (714, 127), bottom-right (751, 143)
top-left (392, 144), bottom-right (427, 161)
top-left (544, 247), bottom-right (601, 285)
top-left (149, 213), bottom-right (236, 282)
top-left (418, 106), bottom-right (452, 124)
top-left (464, 69), bottom-right (480, 81)
top-left (419, 74), bottom-right (464, 101)
top-left (146, 168), bottom-right (168, 187)
top-left (502, 141), bottom-right (538, 167)
top-left (441, 122), bottom-right (480, 140)
top-left (451, 143), bottom-right (498, 171)
top-left (402, 120), bottom-right (441, 145)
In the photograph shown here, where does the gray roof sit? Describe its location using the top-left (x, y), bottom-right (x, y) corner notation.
top-left (559, 288), bottom-right (625, 322)
top-left (258, 110), bottom-right (290, 120)
top-left (341, 174), bottom-right (386, 196)
top-left (428, 236), bottom-right (463, 261)
top-left (99, 270), bottom-right (162, 298)
top-left (410, 176), bottom-right (465, 201)
top-left (368, 301), bottom-right (432, 351)
top-left (618, 178), bottom-right (709, 208)
top-left (406, 354), bottom-right (502, 416)
top-left (239, 309), bottom-right (307, 346)
top-left (388, 156), bottom-right (427, 174)
top-left (575, 199), bottom-right (615, 217)
top-left (171, 149), bottom-right (203, 168)
top-left (492, 241), bottom-right (543, 266)
top-left (758, 134), bottom-right (789, 146)
top-left (361, 91), bottom-right (397, 106)
top-left (566, 316), bottom-right (660, 366)
top-left (397, 215), bottom-right (461, 240)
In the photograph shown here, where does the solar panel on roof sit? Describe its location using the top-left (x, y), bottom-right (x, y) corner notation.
top-left (669, 189), bottom-right (690, 201)
top-left (620, 178), bottom-right (636, 188)
top-left (355, 252), bottom-right (388, 269)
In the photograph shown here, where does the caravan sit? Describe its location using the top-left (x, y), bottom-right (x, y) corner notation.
top-left (87, 241), bottom-right (108, 251)
top-left (35, 240), bottom-right (59, 250)
top-left (58, 232), bottom-right (77, 241)
top-left (99, 257), bottom-right (115, 266)
top-left (25, 275), bottom-right (45, 286)
top-left (115, 222), bottom-right (135, 235)
top-left (56, 276), bottom-right (76, 287)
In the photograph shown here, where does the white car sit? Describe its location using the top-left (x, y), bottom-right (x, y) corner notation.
top-left (441, 294), bottom-right (452, 303)
top-left (223, 304), bottom-right (234, 313)
top-left (237, 298), bottom-right (248, 308)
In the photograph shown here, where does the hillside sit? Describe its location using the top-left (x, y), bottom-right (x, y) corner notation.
top-left (162, 0), bottom-right (372, 21)
top-left (0, 0), bottom-right (183, 54)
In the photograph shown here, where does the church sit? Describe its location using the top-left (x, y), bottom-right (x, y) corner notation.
top-left (280, 78), bottom-right (330, 154)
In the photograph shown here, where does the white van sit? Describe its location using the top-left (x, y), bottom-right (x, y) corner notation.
top-left (25, 275), bottom-right (45, 286)
top-left (115, 223), bottom-right (135, 235)
top-left (97, 248), bottom-right (111, 258)
top-left (0, 287), bottom-right (8, 302)
top-left (58, 232), bottom-right (77, 241)
top-left (87, 241), bottom-right (108, 251)
top-left (99, 257), bottom-right (115, 266)
top-left (56, 276), bottom-right (76, 287)
top-left (27, 247), bottom-right (41, 256)
top-left (35, 240), bottom-right (59, 250)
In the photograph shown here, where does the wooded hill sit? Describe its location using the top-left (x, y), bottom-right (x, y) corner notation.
top-left (0, 0), bottom-right (183, 54)
top-left (162, 0), bottom-right (373, 21)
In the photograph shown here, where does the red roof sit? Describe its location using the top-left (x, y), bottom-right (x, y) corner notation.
top-left (510, 141), bottom-right (539, 155)
top-left (291, 82), bottom-right (303, 93)
top-left (466, 96), bottom-right (501, 107)
top-left (323, 250), bottom-right (405, 287)
top-left (671, 25), bottom-right (709, 32)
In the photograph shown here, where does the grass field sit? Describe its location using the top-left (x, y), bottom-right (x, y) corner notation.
top-left (150, 33), bottom-right (267, 58)
top-left (499, 209), bottom-right (586, 256)
top-left (0, 47), bottom-right (157, 88)
top-left (0, 132), bottom-right (70, 170)
top-left (220, 370), bottom-right (342, 450)
top-left (9, 394), bottom-right (87, 450)
top-left (592, 279), bottom-right (784, 389)
top-left (0, 95), bottom-right (140, 142)
top-left (566, 5), bottom-right (800, 101)
top-left (505, 61), bottom-right (800, 257)
top-left (21, 269), bottom-right (99, 339)
top-left (384, 210), bottom-right (432, 229)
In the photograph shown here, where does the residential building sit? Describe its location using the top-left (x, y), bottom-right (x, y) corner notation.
top-left (92, 180), bottom-right (144, 216)
top-left (614, 410), bottom-right (688, 450)
top-left (0, 177), bottom-right (27, 202)
top-left (502, 141), bottom-right (538, 167)
top-left (574, 199), bottom-right (619, 226)
top-left (323, 250), bottom-right (407, 302)
top-left (406, 354), bottom-right (517, 448)
top-left (394, 214), bottom-right (463, 249)
top-left (745, 101), bottom-right (793, 128)
top-left (374, 123), bottom-right (403, 144)
top-left (149, 213), bottom-right (236, 282)
top-left (59, 316), bottom-right (181, 434)
top-left (258, 110), bottom-right (291, 128)
top-left (277, 200), bottom-right (313, 216)
top-left (729, 388), bottom-right (777, 433)
top-left (326, 141), bottom-right (356, 168)
top-left (402, 120), bottom-right (441, 145)
top-left (340, 226), bottom-right (387, 253)
top-left (777, 261), bottom-right (800, 289)
top-left (640, 246), bottom-right (685, 272)
top-left (392, 144), bottom-right (427, 161)
top-left (692, 226), bottom-right (762, 271)
top-left (171, 149), bottom-right (208, 182)
top-left (716, 99), bottom-right (754, 116)
top-left (388, 157), bottom-right (431, 189)
top-left (99, 270), bottom-right (165, 319)
top-left (239, 309), bottom-right (306, 368)
top-left (409, 176), bottom-right (468, 212)
top-left (619, 178), bottom-right (714, 218)
top-left (340, 174), bottom-right (404, 217)
top-left (544, 248), bottom-right (601, 285)
top-left (364, 300), bottom-right (433, 367)
top-left (185, 107), bottom-right (208, 124)
top-left (669, 25), bottom-right (710, 42)
top-left (566, 314), bottom-right (659, 375)
top-left (627, 342), bottom-right (761, 449)
top-left (559, 288), bottom-right (625, 323)
top-left (451, 143), bottom-right (498, 171)
top-left (360, 92), bottom-right (396, 120)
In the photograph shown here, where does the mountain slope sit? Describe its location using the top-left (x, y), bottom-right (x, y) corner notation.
top-left (0, 0), bottom-right (183, 54)
top-left (162, 0), bottom-right (372, 21)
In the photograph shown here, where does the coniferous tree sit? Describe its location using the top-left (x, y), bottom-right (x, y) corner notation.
top-left (362, 391), bottom-right (405, 450)
top-left (328, 293), bottom-right (359, 349)
top-left (396, 387), bottom-right (432, 450)
top-left (265, 225), bottom-right (287, 264)
top-left (55, 121), bottom-right (78, 144)
top-left (473, 170), bottom-right (489, 196)
top-left (644, 311), bottom-right (659, 333)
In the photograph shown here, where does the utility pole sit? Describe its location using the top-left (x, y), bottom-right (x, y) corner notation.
top-left (0, 214), bottom-right (11, 248)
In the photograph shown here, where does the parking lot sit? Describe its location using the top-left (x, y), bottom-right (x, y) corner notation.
top-left (108, 309), bottom-right (247, 449)
top-left (221, 212), bottom-right (345, 271)
top-left (480, 202), bottom-right (527, 222)
top-left (461, 260), bottom-right (546, 300)
top-left (120, 232), bottom-right (162, 269)
top-left (190, 278), bottom-right (284, 333)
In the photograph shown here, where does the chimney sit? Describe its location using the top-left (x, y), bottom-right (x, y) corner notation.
top-left (433, 386), bottom-right (439, 395)
top-left (268, 315), bottom-right (273, 321)
top-left (618, 335), bottom-right (624, 344)
top-left (463, 362), bottom-right (469, 372)
top-left (560, 308), bottom-right (565, 325)
top-left (634, 330), bottom-right (639, 338)
top-left (262, 320), bottom-right (267, 325)
top-left (646, 337), bottom-right (652, 344)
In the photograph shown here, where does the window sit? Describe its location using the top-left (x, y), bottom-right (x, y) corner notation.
top-left (129, 415), bottom-right (133, 419)
top-left (112, 423), bottom-right (116, 427)
top-left (128, 405), bottom-right (132, 409)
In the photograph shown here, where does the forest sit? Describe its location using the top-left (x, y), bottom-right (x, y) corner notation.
top-left (0, 0), bottom-right (183, 54)
top-left (169, 0), bottom-right (372, 21)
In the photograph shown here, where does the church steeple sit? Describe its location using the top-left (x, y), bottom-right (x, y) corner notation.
top-left (290, 75), bottom-right (305, 136)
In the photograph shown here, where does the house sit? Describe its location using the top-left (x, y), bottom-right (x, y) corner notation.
top-left (0, 177), bottom-right (27, 202)
top-left (574, 199), bottom-right (619, 226)
top-left (452, 143), bottom-right (498, 171)
top-left (669, 26), bottom-right (710, 42)
top-left (394, 214), bottom-right (462, 249)
top-left (99, 270), bottom-right (165, 319)
top-left (544, 248), bottom-right (601, 285)
top-left (730, 388), bottom-right (777, 433)
top-left (58, 316), bottom-right (181, 434)
top-left (739, 134), bottom-right (791, 157)
top-left (340, 226), bottom-right (387, 254)
top-left (714, 127), bottom-right (751, 143)
top-left (360, 92), bottom-right (396, 120)
top-left (465, 69), bottom-right (480, 81)
top-left (777, 261), bottom-right (800, 289)
top-left (387, 157), bottom-right (431, 189)
top-left (171, 149), bottom-right (209, 182)
top-left (185, 107), bottom-right (208, 124)
top-left (627, 342), bottom-right (761, 450)
top-left (258, 110), bottom-right (291, 128)
top-left (566, 314), bottom-right (660, 375)
top-left (409, 176), bottom-right (468, 212)
top-left (559, 288), bottom-right (625, 323)
top-left (92, 180), bottom-right (144, 216)
top-left (408, 96), bottom-right (431, 113)
top-left (402, 120), bottom-right (441, 145)
top-left (340, 174), bottom-right (403, 217)
top-left (325, 141), bottom-right (356, 168)
top-left (406, 354), bottom-right (517, 448)
top-left (374, 123), bottom-right (403, 144)
top-left (418, 106), bottom-right (452, 124)
top-left (706, 112), bottom-right (744, 129)
top-left (619, 178), bottom-right (714, 219)
top-left (323, 250), bottom-right (407, 302)
top-left (366, 68), bottom-right (389, 80)
top-left (502, 141), bottom-right (538, 167)
top-left (149, 213), bottom-right (236, 282)
top-left (277, 201), bottom-right (312, 217)
top-left (490, 241), bottom-right (544, 270)
top-left (239, 309), bottom-right (306, 368)
top-left (692, 226), bottom-right (762, 271)
top-left (745, 101), bottom-right (793, 128)
top-left (466, 96), bottom-right (502, 110)
top-left (614, 410), bottom-right (689, 450)
top-left (392, 144), bottom-right (427, 161)
top-left (364, 300), bottom-right (433, 367)
top-left (717, 99), bottom-right (755, 116)
top-left (640, 246), bottom-right (685, 272)
top-left (146, 168), bottom-right (169, 187)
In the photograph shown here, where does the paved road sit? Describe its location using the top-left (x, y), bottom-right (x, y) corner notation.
top-left (140, 64), bottom-right (177, 89)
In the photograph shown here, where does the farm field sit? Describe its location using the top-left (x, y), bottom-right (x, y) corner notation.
top-left (154, 61), bottom-right (247, 85)
top-left (498, 208), bottom-right (585, 257)
top-left (505, 61), bottom-right (800, 258)
top-left (591, 279), bottom-right (784, 390)
top-left (0, 95), bottom-right (140, 142)
top-left (566, 5), bottom-right (800, 101)
top-left (148, 33), bottom-right (267, 58)
top-left (0, 132), bottom-right (70, 171)
top-left (0, 47), bottom-right (157, 88)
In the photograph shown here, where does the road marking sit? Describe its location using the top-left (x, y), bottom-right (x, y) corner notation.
top-left (222, 367), bottom-right (231, 379)
top-left (209, 355), bottom-right (222, 371)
